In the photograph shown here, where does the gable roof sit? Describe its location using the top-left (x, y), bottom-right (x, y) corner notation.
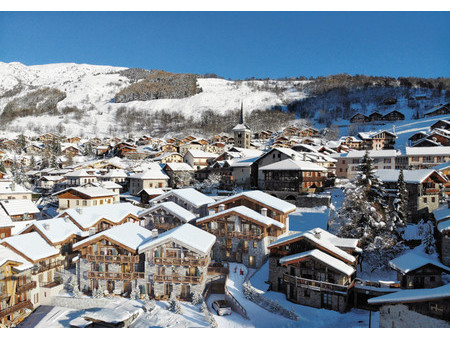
top-left (128, 169), bottom-right (169, 180)
top-left (389, 252), bottom-right (450, 274)
top-left (197, 205), bottom-right (286, 228)
top-left (1, 232), bottom-right (59, 263)
top-left (209, 190), bottom-right (296, 214)
top-left (0, 199), bottom-right (40, 216)
top-left (279, 249), bottom-right (355, 276)
top-left (150, 188), bottom-right (215, 208)
top-left (73, 222), bottom-right (152, 252)
top-left (0, 245), bottom-right (33, 271)
top-left (138, 223), bottom-right (216, 256)
top-left (374, 169), bottom-right (447, 184)
top-left (53, 186), bottom-right (116, 198)
top-left (259, 158), bottom-right (328, 171)
top-left (18, 217), bottom-right (86, 244)
top-left (141, 201), bottom-right (196, 223)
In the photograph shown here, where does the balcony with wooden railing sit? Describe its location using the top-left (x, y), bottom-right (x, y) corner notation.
top-left (424, 188), bottom-right (440, 195)
top-left (0, 300), bottom-right (33, 318)
top-left (87, 271), bottom-right (145, 280)
top-left (153, 223), bottom-right (178, 231)
top-left (153, 256), bottom-right (210, 267)
top-left (205, 229), bottom-right (264, 240)
top-left (283, 273), bottom-right (352, 294)
top-left (86, 255), bottom-right (139, 264)
top-left (33, 260), bottom-right (65, 275)
top-left (16, 281), bottom-right (37, 293)
top-left (154, 274), bottom-right (204, 284)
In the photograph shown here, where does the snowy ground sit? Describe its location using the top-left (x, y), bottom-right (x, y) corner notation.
top-left (289, 206), bottom-right (329, 232)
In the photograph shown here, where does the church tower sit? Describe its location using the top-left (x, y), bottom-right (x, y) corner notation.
top-left (232, 102), bottom-right (251, 149)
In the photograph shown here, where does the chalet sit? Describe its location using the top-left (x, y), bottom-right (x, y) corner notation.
top-left (375, 169), bottom-right (447, 222)
top-left (61, 145), bottom-right (80, 157)
top-left (160, 144), bottom-right (178, 153)
top-left (267, 228), bottom-right (360, 312)
top-left (115, 143), bottom-right (137, 157)
top-left (38, 132), bottom-right (60, 143)
top-left (339, 136), bottom-right (364, 150)
top-left (433, 205), bottom-right (450, 266)
top-left (0, 200), bottom-right (40, 223)
top-left (138, 188), bottom-right (165, 205)
top-left (1, 232), bottom-right (64, 308)
top-left (205, 142), bottom-right (226, 154)
top-left (95, 145), bottom-right (110, 157)
top-left (229, 156), bottom-right (260, 189)
top-left (424, 104), bottom-right (450, 118)
top-left (425, 131), bottom-right (450, 146)
top-left (163, 162), bottom-right (195, 188)
top-left (38, 175), bottom-right (65, 191)
top-left (0, 208), bottom-right (13, 239)
top-left (368, 284), bottom-right (450, 328)
top-left (23, 144), bottom-right (44, 155)
top-left (183, 149), bottom-right (217, 171)
top-left (409, 131), bottom-right (428, 145)
top-left (383, 110), bottom-right (405, 121)
top-left (349, 113), bottom-right (369, 124)
top-left (430, 119), bottom-right (450, 131)
top-left (138, 224), bottom-right (216, 300)
top-left (99, 169), bottom-right (128, 185)
top-left (128, 169), bottom-right (169, 196)
top-left (152, 152), bottom-right (183, 164)
top-left (88, 137), bottom-right (103, 146)
top-left (149, 188), bottom-right (215, 218)
top-left (0, 182), bottom-right (33, 201)
top-left (65, 136), bottom-right (81, 144)
top-left (64, 169), bottom-right (97, 187)
top-left (433, 162), bottom-right (450, 195)
top-left (259, 155), bottom-right (328, 193)
top-left (389, 252), bottom-right (450, 289)
top-left (53, 186), bottom-right (120, 210)
top-left (73, 223), bottom-right (152, 295)
top-left (140, 201), bottom-right (196, 232)
top-left (0, 245), bottom-right (35, 327)
top-left (299, 127), bottom-right (319, 138)
top-left (357, 130), bottom-right (397, 150)
top-left (368, 112), bottom-right (384, 122)
top-left (57, 202), bottom-right (143, 235)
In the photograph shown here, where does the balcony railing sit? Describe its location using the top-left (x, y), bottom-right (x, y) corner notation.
top-left (153, 256), bottom-right (210, 267)
top-left (16, 281), bottom-right (37, 293)
top-left (283, 273), bottom-right (352, 294)
top-left (33, 260), bottom-right (65, 275)
top-left (0, 300), bottom-right (33, 318)
top-left (153, 223), bottom-right (178, 231)
top-left (86, 255), bottom-right (139, 264)
top-left (424, 188), bottom-right (440, 195)
top-left (154, 274), bottom-right (204, 284)
top-left (205, 229), bottom-right (264, 240)
top-left (87, 271), bottom-right (145, 280)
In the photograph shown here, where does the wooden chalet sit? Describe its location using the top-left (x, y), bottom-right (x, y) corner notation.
top-left (383, 110), bottom-right (405, 121)
top-left (349, 113), bottom-right (369, 124)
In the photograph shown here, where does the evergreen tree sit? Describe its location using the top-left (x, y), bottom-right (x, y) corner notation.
top-left (0, 161), bottom-right (5, 173)
top-left (337, 150), bottom-right (403, 270)
top-left (168, 293), bottom-right (183, 314)
top-left (30, 155), bottom-right (36, 170)
top-left (50, 154), bottom-right (58, 168)
top-left (392, 169), bottom-right (408, 237)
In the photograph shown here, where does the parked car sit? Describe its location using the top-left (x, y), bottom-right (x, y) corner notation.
top-left (212, 300), bottom-right (232, 316)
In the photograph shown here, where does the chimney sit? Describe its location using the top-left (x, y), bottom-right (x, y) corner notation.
top-left (152, 229), bottom-right (159, 239)
top-left (218, 204), bottom-right (225, 212)
top-left (43, 223), bottom-right (50, 230)
top-left (76, 208), bottom-right (83, 214)
top-left (303, 153), bottom-right (306, 161)
top-left (10, 183), bottom-right (16, 191)
top-left (261, 207), bottom-right (268, 217)
top-left (64, 216), bottom-right (70, 223)
top-left (291, 153), bottom-right (297, 161)
top-left (313, 230), bottom-right (321, 239)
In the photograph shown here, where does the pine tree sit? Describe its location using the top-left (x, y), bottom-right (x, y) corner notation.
top-left (50, 154), bottom-right (58, 168)
top-left (191, 291), bottom-right (203, 306)
top-left (30, 155), bottom-right (36, 170)
top-left (168, 293), bottom-right (183, 314)
top-left (0, 161), bottom-right (6, 174)
top-left (393, 169), bottom-right (408, 237)
top-left (421, 220), bottom-right (436, 255)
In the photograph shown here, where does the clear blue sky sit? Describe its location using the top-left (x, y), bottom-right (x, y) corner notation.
top-left (0, 12), bottom-right (448, 79)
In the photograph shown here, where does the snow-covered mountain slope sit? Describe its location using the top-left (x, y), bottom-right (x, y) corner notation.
top-left (0, 62), bottom-right (307, 137)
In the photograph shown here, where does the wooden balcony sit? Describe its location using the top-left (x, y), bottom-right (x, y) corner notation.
top-left (16, 281), bottom-right (37, 293)
top-left (283, 273), bottom-right (352, 294)
top-left (0, 300), bottom-right (33, 318)
top-left (154, 223), bottom-right (178, 231)
top-left (205, 229), bottom-right (264, 240)
top-left (207, 266), bottom-right (229, 276)
top-left (86, 254), bottom-right (139, 264)
top-left (424, 188), bottom-right (440, 195)
top-left (33, 260), bottom-right (65, 275)
top-left (153, 256), bottom-right (210, 267)
top-left (87, 271), bottom-right (145, 280)
top-left (154, 274), bottom-right (204, 284)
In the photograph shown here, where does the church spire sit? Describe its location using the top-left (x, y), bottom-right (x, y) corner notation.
top-left (239, 101), bottom-right (244, 124)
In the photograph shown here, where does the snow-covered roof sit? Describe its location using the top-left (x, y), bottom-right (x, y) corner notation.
top-left (1, 232), bottom-right (59, 262)
top-left (64, 169), bottom-right (95, 178)
top-left (138, 223), bottom-right (216, 256)
top-left (0, 181), bottom-right (32, 195)
top-left (150, 188), bottom-right (215, 208)
top-left (268, 228), bottom-right (357, 264)
top-left (433, 161), bottom-right (450, 171)
top-left (343, 149), bottom-right (399, 158)
top-left (185, 149), bottom-right (218, 158)
top-left (0, 207), bottom-right (13, 227)
top-left (102, 169), bottom-right (128, 178)
top-left (229, 156), bottom-right (260, 168)
top-left (404, 146), bottom-right (450, 156)
top-left (41, 175), bottom-right (64, 181)
top-left (53, 186), bottom-right (116, 198)
top-left (389, 252), bottom-right (450, 274)
top-left (259, 158), bottom-right (328, 171)
top-left (0, 199), bottom-right (40, 216)
top-left (141, 201), bottom-right (196, 223)
top-left (19, 217), bottom-right (86, 244)
top-left (58, 202), bottom-right (143, 230)
top-left (279, 249), bottom-right (355, 276)
top-left (128, 169), bottom-right (169, 180)
top-left (437, 219), bottom-right (450, 233)
top-left (163, 162), bottom-right (195, 171)
top-left (374, 169), bottom-right (445, 184)
top-left (368, 283), bottom-right (450, 305)
top-left (232, 123), bottom-right (251, 132)
top-left (209, 190), bottom-right (296, 214)
top-left (0, 245), bottom-right (33, 271)
top-left (197, 205), bottom-right (286, 228)
top-left (433, 205), bottom-right (450, 223)
top-left (139, 188), bottom-right (165, 196)
top-left (73, 222), bottom-right (152, 251)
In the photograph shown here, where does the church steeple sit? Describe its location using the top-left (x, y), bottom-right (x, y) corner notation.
top-left (232, 100), bottom-right (252, 149)
top-left (239, 101), bottom-right (244, 124)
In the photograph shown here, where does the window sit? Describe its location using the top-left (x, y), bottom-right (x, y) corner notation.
top-left (253, 241), bottom-right (257, 248)
top-left (423, 197), bottom-right (427, 203)
top-left (431, 197), bottom-right (435, 203)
